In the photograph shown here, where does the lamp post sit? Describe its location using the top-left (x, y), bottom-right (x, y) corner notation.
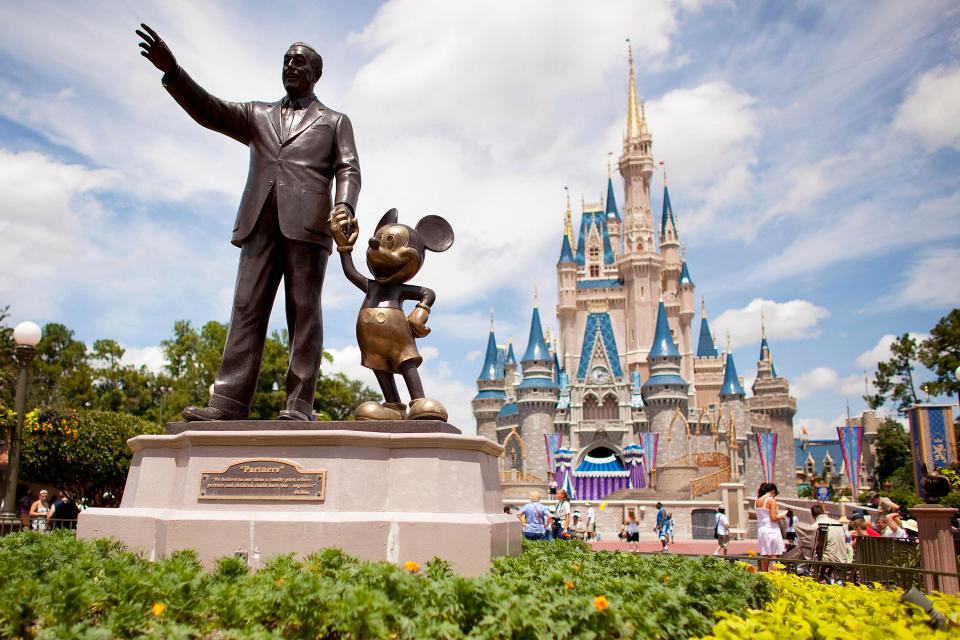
top-left (157, 386), bottom-right (172, 429)
top-left (0, 321), bottom-right (41, 531)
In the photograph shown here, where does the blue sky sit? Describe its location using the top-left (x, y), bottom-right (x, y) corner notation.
top-left (1, 1), bottom-right (958, 433)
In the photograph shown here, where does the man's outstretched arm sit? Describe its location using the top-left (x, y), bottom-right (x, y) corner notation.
top-left (137, 23), bottom-right (251, 144)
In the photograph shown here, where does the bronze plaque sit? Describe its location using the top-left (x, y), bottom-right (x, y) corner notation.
top-left (199, 459), bottom-right (326, 501)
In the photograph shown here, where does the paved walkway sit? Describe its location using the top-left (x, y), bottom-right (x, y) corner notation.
top-left (590, 539), bottom-right (759, 555)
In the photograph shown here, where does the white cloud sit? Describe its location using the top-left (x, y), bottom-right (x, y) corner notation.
top-left (839, 373), bottom-right (873, 397)
top-left (465, 350), bottom-right (481, 363)
top-left (646, 81), bottom-right (758, 236)
top-left (121, 345), bottom-right (166, 374)
top-left (894, 64), bottom-right (960, 151)
top-left (712, 298), bottom-right (831, 349)
top-left (878, 247), bottom-right (960, 310)
top-left (854, 332), bottom-right (930, 370)
top-left (791, 367), bottom-right (839, 399)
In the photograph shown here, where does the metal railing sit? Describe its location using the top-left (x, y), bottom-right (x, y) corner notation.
top-left (689, 467), bottom-right (731, 497)
top-left (0, 518), bottom-right (79, 536)
top-left (722, 554), bottom-right (960, 594)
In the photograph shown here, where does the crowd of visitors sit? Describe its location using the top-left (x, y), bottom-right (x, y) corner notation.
top-left (15, 489), bottom-right (82, 531)
top-left (516, 491), bottom-right (600, 542)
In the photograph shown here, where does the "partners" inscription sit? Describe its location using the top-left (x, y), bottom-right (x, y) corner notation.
top-left (199, 459), bottom-right (326, 501)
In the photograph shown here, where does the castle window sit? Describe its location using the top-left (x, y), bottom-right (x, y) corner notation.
top-left (589, 247), bottom-right (600, 260)
top-left (589, 265), bottom-right (600, 277)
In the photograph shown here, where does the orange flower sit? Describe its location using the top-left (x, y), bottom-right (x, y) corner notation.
top-left (746, 550), bottom-right (758, 557)
top-left (593, 595), bottom-right (609, 612)
top-left (403, 560), bottom-right (420, 573)
top-left (151, 602), bottom-right (166, 617)
top-left (565, 580), bottom-right (575, 590)
top-left (663, 575), bottom-right (670, 582)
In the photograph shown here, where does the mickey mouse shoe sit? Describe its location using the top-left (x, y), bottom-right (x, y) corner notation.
top-left (355, 401), bottom-right (407, 421)
top-left (408, 398), bottom-right (447, 421)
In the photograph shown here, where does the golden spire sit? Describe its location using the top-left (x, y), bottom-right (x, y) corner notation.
top-left (761, 310), bottom-right (767, 339)
top-left (626, 38), bottom-right (643, 141)
top-left (701, 295), bottom-right (707, 318)
top-left (564, 187), bottom-right (574, 247)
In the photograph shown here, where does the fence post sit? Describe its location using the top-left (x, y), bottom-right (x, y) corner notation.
top-left (911, 504), bottom-right (959, 594)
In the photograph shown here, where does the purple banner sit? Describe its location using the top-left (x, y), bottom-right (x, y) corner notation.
top-left (836, 424), bottom-right (864, 497)
top-left (755, 432), bottom-right (777, 483)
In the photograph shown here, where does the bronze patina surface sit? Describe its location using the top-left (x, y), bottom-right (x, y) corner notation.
top-left (199, 459), bottom-right (326, 501)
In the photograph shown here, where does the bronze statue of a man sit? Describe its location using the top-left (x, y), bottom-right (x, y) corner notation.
top-left (137, 24), bottom-right (360, 421)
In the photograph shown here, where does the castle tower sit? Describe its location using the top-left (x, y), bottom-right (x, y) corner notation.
top-left (719, 347), bottom-right (747, 481)
top-left (750, 320), bottom-right (798, 497)
top-left (504, 339), bottom-right (518, 391)
top-left (659, 182), bottom-right (681, 294)
top-left (557, 192), bottom-right (578, 360)
top-left (472, 321), bottom-right (506, 442)
top-left (694, 296), bottom-right (723, 409)
top-left (677, 254), bottom-right (696, 391)
top-left (605, 173), bottom-right (622, 258)
top-left (641, 300), bottom-right (689, 464)
top-left (516, 304), bottom-right (560, 481)
top-left (618, 42), bottom-right (662, 371)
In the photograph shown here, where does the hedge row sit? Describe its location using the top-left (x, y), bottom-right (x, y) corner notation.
top-left (0, 532), bottom-right (770, 639)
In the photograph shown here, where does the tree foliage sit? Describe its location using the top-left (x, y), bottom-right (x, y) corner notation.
top-left (874, 417), bottom-right (912, 483)
top-left (0, 307), bottom-right (380, 426)
top-left (865, 308), bottom-right (960, 414)
top-left (15, 408), bottom-right (162, 505)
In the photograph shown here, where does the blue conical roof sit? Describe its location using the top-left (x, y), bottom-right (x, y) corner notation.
top-left (605, 177), bottom-right (621, 222)
top-left (506, 341), bottom-right (517, 366)
top-left (678, 261), bottom-right (693, 286)
top-left (553, 350), bottom-right (562, 383)
top-left (661, 185), bottom-right (678, 239)
top-left (649, 301), bottom-right (680, 358)
top-left (522, 307), bottom-right (551, 362)
top-left (558, 233), bottom-right (575, 264)
top-left (759, 336), bottom-right (770, 361)
top-left (697, 317), bottom-right (718, 357)
top-left (477, 330), bottom-right (501, 381)
top-left (720, 352), bottom-right (746, 398)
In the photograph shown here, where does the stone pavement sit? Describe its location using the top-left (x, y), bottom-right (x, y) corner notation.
top-left (590, 539), bottom-right (759, 555)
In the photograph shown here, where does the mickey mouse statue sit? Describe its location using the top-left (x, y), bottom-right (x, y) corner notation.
top-left (332, 208), bottom-right (454, 421)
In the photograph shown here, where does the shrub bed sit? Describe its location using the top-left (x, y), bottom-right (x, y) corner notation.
top-left (696, 571), bottom-right (960, 639)
top-left (0, 532), bottom-right (770, 639)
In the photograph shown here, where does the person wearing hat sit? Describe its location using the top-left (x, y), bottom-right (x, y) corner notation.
top-left (901, 518), bottom-right (919, 541)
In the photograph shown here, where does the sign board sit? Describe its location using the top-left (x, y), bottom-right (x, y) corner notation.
top-left (199, 459), bottom-right (326, 501)
top-left (907, 405), bottom-right (957, 498)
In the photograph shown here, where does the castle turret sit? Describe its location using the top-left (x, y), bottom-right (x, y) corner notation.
top-left (472, 322), bottom-right (506, 442)
top-left (693, 296), bottom-right (723, 409)
top-left (750, 319), bottom-right (798, 497)
top-left (641, 300), bottom-right (688, 463)
top-left (677, 255), bottom-right (695, 390)
top-left (618, 41), bottom-right (662, 369)
top-left (517, 304), bottom-right (559, 481)
top-left (605, 174), bottom-right (622, 257)
top-left (558, 192), bottom-right (578, 356)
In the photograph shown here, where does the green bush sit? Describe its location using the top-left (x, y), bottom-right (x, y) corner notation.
top-left (0, 532), bottom-right (772, 639)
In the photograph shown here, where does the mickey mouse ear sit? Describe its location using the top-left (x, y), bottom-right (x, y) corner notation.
top-left (416, 215), bottom-right (454, 252)
top-left (375, 208), bottom-right (399, 231)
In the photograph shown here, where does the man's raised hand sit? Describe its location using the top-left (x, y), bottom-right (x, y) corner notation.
top-left (136, 23), bottom-right (176, 74)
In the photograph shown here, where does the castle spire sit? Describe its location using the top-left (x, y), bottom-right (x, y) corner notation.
top-left (720, 350), bottom-right (746, 399)
top-left (759, 311), bottom-right (771, 362)
top-left (697, 296), bottom-right (718, 357)
top-left (522, 301), bottom-right (550, 363)
top-left (605, 173), bottom-right (621, 222)
top-left (626, 39), bottom-right (644, 141)
top-left (649, 300), bottom-right (680, 358)
top-left (660, 180), bottom-right (678, 241)
top-left (476, 320), bottom-right (500, 382)
top-left (564, 186), bottom-right (574, 247)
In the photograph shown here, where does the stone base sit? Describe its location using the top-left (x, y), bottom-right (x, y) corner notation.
top-left (78, 426), bottom-right (520, 576)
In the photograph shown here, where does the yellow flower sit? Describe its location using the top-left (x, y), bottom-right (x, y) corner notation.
top-left (151, 602), bottom-right (167, 617)
top-left (773, 562), bottom-right (785, 570)
top-left (594, 595), bottom-right (609, 612)
top-left (746, 550), bottom-right (758, 557)
top-left (664, 575), bottom-right (670, 582)
top-left (403, 560), bottom-right (420, 573)
top-left (565, 580), bottom-right (575, 590)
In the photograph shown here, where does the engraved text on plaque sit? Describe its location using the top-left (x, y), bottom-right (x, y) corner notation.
top-left (199, 459), bottom-right (326, 501)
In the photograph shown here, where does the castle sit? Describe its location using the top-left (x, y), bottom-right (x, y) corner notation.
top-left (472, 47), bottom-right (799, 522)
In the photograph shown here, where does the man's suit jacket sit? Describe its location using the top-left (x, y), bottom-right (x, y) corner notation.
top-left (164, 68), bottom-right (360, 249)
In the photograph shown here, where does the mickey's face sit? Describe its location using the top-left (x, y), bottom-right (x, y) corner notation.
top-left (366, 224), bottom-right (422, 284)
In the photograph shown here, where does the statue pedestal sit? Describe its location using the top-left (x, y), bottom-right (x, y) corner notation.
top-left (910, 504), bottom-right (959, 594)
top-left (77, 423), bottom-right (521, 576)
top-left (719, 482), bottom-right (747, 540)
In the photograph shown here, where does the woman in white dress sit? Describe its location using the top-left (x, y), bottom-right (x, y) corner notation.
top-left (755, 483), bottom-right (785, 570)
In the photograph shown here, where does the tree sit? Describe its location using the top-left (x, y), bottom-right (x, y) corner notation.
top-left (874, 417), bottom-right (911, 483)
top-left (864, 333), bottom-right (920, 414)
top-left (0, 305), bottom-right (16, 407)
top-left (917, 308), bottom-right (960, 400)
top-left (18, 408), bottom-right (163, 505)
